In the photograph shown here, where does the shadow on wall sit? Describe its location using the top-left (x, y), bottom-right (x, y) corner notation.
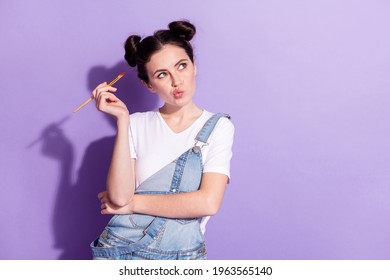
top-left (41, 61), bottom-right (159, 259)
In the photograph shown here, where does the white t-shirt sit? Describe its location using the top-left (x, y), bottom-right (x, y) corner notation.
top-left (128, 109), bottom-right (234, 233)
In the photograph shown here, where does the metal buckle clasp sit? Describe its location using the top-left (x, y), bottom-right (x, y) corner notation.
top-left (192, 141), bottom-right (208, 153)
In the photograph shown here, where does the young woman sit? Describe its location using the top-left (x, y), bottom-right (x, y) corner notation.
top-left (90, 20), bottom-right (234, 260)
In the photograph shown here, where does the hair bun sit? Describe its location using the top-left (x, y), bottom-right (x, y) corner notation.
top-left (124, 35), bottom-right (141, 67)
top-left (168, 20), bottom-right (196, 41)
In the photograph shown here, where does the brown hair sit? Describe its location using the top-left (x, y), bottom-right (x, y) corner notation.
top-left (124, 20), bottom-right (196, 83)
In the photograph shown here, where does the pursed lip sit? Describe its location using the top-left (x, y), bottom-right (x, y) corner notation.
top-left (173, 89), bottom-right (184, 95)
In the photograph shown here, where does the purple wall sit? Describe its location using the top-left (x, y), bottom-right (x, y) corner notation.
top-left (1, 0), bottom-right (390, 259)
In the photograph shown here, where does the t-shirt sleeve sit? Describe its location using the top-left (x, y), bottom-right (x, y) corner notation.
top-left (202, 117), bottom-right (235, 181)
top-left (128, 116), bottom-right (137, 159)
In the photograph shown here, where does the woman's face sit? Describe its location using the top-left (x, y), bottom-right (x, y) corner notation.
top-left (144, 44), bottom-right (197, 110)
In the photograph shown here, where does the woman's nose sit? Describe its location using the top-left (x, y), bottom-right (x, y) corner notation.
top-left (171, 73), bottom-right (182, 87)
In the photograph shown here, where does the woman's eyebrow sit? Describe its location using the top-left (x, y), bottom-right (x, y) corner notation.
top-left (153, 59), bottom-right (189, 76)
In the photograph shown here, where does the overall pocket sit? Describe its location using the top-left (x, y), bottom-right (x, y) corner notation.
top-left (128, 214), bottom-right (155, 229)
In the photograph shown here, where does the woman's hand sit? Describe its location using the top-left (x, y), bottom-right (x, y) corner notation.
top-left (92, 82), bottom-right (129, 120)
top-left (98, 191), bottom-right (134, 215)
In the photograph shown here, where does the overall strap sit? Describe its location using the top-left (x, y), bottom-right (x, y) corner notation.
top-left (195, 113), bottom-right (230, 144)
top-left (169, 149), bottom-right (191, 193)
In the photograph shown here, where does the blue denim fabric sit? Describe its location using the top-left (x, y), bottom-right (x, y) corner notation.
top-left (90, 113), bottom-right (230, 260)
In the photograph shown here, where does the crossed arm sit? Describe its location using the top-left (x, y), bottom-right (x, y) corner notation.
top-left (99, 172), bottom-right (228, 218)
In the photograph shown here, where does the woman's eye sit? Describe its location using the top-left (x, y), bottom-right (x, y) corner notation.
top-left (157, 72), bottom-right (167, 79)
top-left (178, 63), bottom-right (187, 70)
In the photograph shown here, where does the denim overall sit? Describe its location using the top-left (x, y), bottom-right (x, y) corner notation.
top-left (90, 113), bottom-right (230, 260)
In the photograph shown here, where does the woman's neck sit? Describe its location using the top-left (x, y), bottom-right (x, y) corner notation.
top-left (159, 102), bottom-right (202, 120)
top-left (159, 103), bottom-right (203, 133)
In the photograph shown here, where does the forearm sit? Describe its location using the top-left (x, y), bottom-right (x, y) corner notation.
top-left (100, 173), bottom-right (228, 218)
top-left (106, 116), bottom-right (135, 207)
top-left (133, 189), bottom-right (221, 218)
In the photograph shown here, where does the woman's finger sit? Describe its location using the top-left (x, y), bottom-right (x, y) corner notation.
top-left (96, 86), bottom-right (117, 97)
top-left (98, 192), bottom-right (109, 202)
top-left (96, 91), bottom-right (119, 105)
top-left (91, 82), bottom-right (107, 98)
top-left (97, 192), bottom-right (105, 200)
top-left (95, 92), bottom-right (117, 111)
top-left (92, 84), bottom-right (117, 100)
top-left (101, 205), bottom-right (113, 215)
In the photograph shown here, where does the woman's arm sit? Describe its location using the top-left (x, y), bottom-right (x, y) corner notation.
top-left (106, 118), bottom-right (136, 207)
top-left (93, 82), bottom-right (136, 207)
top-left (100, 172), bottom-right (228, 217)
top-left (135, 172), bottom-right (228, 217)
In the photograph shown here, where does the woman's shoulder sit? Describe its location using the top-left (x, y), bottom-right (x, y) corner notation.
top-left (203, 111), bottom-right (234, 129)
top-left (200, 110), bottom-right (235, 141)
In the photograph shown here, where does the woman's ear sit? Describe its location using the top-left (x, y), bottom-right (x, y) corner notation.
top-left (141, 80), bottom-right (156, 93)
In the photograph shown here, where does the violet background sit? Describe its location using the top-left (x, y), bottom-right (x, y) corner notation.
top-left (1, 0), bottom-right (390, 259)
